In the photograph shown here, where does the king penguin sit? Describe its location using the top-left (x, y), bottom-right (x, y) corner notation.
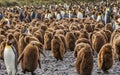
top-left (4, 40), bottom-right (17, 75)
top-left (104, 7), bottom-right (111, 24)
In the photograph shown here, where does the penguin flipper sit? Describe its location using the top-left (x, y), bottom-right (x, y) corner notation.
top-left (39, 48), bottom-right (46, 58)
top-left (75, 53), bottom-right (82, 74)
top-left (17, 52), bottom-right (24, 64)
top-left (0, 48), bottom-right (4, 59)
top-left (11, 45), bottom-right (18, 72)
top-left (98, 51), bottom-right (103, 69)
top-left (38, 59), bottom-right (41, 69)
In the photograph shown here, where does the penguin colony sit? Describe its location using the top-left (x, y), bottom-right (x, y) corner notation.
top-left (0, 19), bottom-right (115, 75)
top-left (0, 1), bottom-right (120, 75)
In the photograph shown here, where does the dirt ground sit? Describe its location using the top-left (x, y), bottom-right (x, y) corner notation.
top-left (0, 50), bottom-right (120, 75)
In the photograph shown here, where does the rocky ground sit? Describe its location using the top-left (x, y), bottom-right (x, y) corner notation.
top-left (0, 50), bottom-right (120, 75)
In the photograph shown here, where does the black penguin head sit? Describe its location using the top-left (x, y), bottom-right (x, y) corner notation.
top-left (6, 33), bottom-right (14, 45)
top-left (6, 39), bottom-right (12, 45)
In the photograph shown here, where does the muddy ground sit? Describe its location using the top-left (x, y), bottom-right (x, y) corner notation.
top-left (0, 50), bottom-right (120, 75)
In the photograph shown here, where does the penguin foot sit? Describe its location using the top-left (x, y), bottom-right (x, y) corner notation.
top-left (60, 58), bottom-right (63, 61)
top-left (55, 58), bottom-right (59, 63)
top-left (97, 69), bottom-right (102, 73)
top-left (22, 70), bottom-right (26, 74)
top-left (31, 72), bottom-right (36, 75)
top-left (115, 58), bottom-right (119, 63)
top-left (103, 70), bottom-right (109, 74)
top-left (117, 62), bottom-right (120, 65)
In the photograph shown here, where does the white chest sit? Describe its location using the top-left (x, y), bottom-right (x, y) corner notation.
top-left (4, 47), bottom-right (16, 66)
top-left (4, 46), bottom-right (17, 75)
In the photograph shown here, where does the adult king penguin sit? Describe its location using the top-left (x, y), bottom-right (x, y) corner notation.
top-left (4, 36), bottom-right (17, 75)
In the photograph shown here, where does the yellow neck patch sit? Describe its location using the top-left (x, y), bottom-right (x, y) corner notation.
top-left (6, 44), bottom-right (11, 48)
top-left (98, 15), bottom-right (101, 16)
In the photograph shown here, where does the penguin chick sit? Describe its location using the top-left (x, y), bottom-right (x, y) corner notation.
top-left (51, 35), bottom-right (65, 61)
top-left (98, 43), bottom-right (113, 72)
top-left (17, 41), bottom-right (45, 75)
top-left (75, 44), bottom-right (93, 75)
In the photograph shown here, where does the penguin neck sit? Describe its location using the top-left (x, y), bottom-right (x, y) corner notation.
top-left (115, 21), bottom-right (118, 25)
top-left (98, 15), bottom-right (101, 16)
top-left (6, 44), bottom-right (11, 48)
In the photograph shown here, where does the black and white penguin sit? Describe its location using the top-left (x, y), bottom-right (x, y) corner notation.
top-left (77, 9), bottom-right (83, 19)
top-left (104, 7), bottom-right (111, 24)
top-left (4, 40), bottom-right (17, 75)
top-left (31, 9), bottom-right (36, 19)
top-left (19, 9), bottom-right (24, 22)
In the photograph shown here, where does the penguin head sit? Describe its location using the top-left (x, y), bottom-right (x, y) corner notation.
top-left (104, 44), bottom-right (113, 53)
top-left (6, 39), bottom-right (12, 46)
top-left (31, 41), bottom-right (43, 49)
top-left (7, 33), bottom-right (13, 40)
top-left (53, 35), bottom-right (59, 40)
top-left (24, 36), bottom-right (30, 44)
top-left (6, 33), bottom-right (14, 45)
top-left (5, 38), bottom-right (12, 49)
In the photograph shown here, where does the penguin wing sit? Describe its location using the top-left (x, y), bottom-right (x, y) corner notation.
top-left (60, 41), bottom-right (65, 58)
top-left (17, 51), bottom-right (24, 64)
top-left (38, 47), bottom-right (46, 58)
top-left (73, 46), bottom-right (78, 57)
top-left (75, 51), bottom-right (83, 73)
top-left (0, 46), bottom-right (4, 59)
top-left (11, 45), bottom-right (18, 71)
top-left (98, 51), bottom-right (103, 69)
